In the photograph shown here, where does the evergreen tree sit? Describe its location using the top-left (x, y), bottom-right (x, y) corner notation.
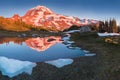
top-left (98, 21), bottom-right (105, 32)
top-left (104, 20), bottom-right (109, 32)
top-left (112, 19), bottom-right (118, 33)
top-left (118, 26), bottom-right (120, 32)
top-left (109, 19), bottom-right (113, 32)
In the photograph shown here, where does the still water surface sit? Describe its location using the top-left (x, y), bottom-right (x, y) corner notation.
top-left (0, 35), bottom-right (95, 77)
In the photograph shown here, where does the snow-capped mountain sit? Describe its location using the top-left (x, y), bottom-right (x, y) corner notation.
top-left (11, 6), bottom-right (98, 31)
top-left (25, 36), bottom-right (62, 52)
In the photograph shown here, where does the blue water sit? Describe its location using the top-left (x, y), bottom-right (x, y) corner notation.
top-left (0, 36), bottom-right (96, 78)
top-left (0, 40), bottom-right (85, 62)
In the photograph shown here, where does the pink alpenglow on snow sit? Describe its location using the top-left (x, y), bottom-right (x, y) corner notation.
top-left (11, 6), bottom-right (98, 31)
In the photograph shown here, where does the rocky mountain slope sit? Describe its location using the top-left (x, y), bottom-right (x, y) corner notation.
top-left (11, 6), bottom-right (98, 31)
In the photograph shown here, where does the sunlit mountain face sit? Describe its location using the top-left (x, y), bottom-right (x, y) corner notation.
top-left (9, 6), bottom-right (98, 31)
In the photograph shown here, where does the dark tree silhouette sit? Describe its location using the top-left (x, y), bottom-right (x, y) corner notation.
top-left (111, 19), bottom-right (118, 33)
top-left (98, 18), bottom-right (118, 33)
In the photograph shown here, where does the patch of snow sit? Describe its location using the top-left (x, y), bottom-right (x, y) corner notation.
top-left (31, 10), bottom-right (36, 16)
top-left (76, 21), bottom-right (80, 24)
top-left (45, 59), bottom-right (73, 68)
top-left (46, 14), bottom-right (55, 17)
top-left (22, 19), bottom-right (27, 22)
top-left (66, 41), bottom-right (74, 44)
top-left (33, 11), bottom-right (44, 25)
top-left (98, 33), bottom-right (120, 37)
top-left (64, 30), bottom-right (80, 34)
top-left (66, 16), bottom-right (75, 20)
top-left (91, 20), bottom-right (98, 23)
top-left (62, 37), bottom-right (70, 41)
top-left (66, 22), bottom-right (72, 26)
top-left (0, 56), bottom-right (36, 78)
top-left (30, 6), bottom-right (53, 14)
top-left (83, 50), bottom-right (90, 53)
top-left (51, 21), bottom-right (59, 26)
top-left (85, 54), bottom-right (96, 56)
top-left (34, 17), bottom-right (40, 26)
top-left (62, 34), bottom-right (71, 41)
top-left (37, 11), bottom-right (44, 17)
top-left (54, 16), bottom-right (59, 20)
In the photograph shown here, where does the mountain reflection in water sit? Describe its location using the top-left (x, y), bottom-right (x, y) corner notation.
top-left (0, 36), bottom-right (95, 62)
top-left (0, 35), bottom-right (95, 78)
top-left (25, 36), bottom-right (62, 52)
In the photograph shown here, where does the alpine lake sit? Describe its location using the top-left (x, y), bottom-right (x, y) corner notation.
top-left (0, 31), bottom-right (97, 80)
top-left (0, 31), bottom-right (119, 80)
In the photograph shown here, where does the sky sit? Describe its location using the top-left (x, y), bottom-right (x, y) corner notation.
top-left (0, 0), bottom-right (120, 24)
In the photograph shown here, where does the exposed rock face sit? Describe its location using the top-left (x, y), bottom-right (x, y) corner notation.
top-left (11, 6), bottom-right (99, 31)
top-left (25, 36), bottom-right (62, 52)
top-left (79, 26), bottom-right (92, 32)
top-left (11, 14), bottom-right (21, 20)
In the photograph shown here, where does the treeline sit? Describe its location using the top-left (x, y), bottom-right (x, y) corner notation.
top-left (66, 18), bottom-right (120, 33)
top-left (98, 19), bottom-right (119, 33)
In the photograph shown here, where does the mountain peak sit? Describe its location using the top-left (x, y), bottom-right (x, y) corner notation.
top-left (9, 6), bottom-right (98, 31)
top-left (31, 6), bottom-right (48, 10)
top-left (30, 5), bottom-right (54, 14)
top-left (11, 14), bottom-right (20, 20)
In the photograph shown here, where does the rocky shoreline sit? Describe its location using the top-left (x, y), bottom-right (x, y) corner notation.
top-left (0, 30), bottom-right (61, 37)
